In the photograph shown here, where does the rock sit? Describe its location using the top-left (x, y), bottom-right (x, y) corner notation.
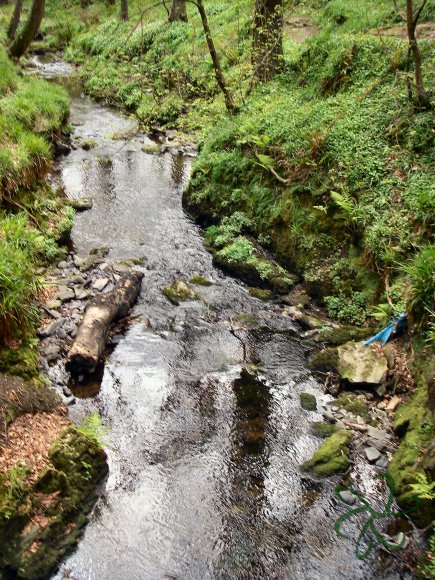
top-left (54, 140), bottom-right (71, 156)
top-left (375, 455), bottom-right (389, 469)
top-left (102, 283), bottom-right (115, 294)
top-left (365, 447), bottom-right (381, 463)
top-left (46, 299), bottom-right (62, 310)
top-left (386, 396), bottom-right (401, 412)
top-left (337, 490), bottom-right (357, 505)
top-left (281, 291), bottom-right (311, 309)
top-left (300, 393), bottom-right (317, 411)
top-left (74, 286), bottom-right (90, 300)
top-left (44, 308), bottom-right (61, 319)
top-left (335, 342), bottom-right (388, 385)
top-left (92, 278), bottom-right (110, 291)
top-left (311, 421), bottom-right (338, 438)
top-left (54, 288), bottom-right (75, 302)
top-left (383, 344), bottom-right (395, 369)
top-left (323, 411), bottom-right (336, 423)
top-left (58, 261), bottom-right (68, 269)
top-left (57, 328), bottom-right (67, 340)
top-left (66, 198), bottom-right (93, 211)
top-left (90, 245), bottom-right (109, 258)
top-left (43, 344), bottom-right (61, 362)
top-left (162, 280), bottom-right (196, 305)
top-left (38, 318), bottom-right (65, 338)
top-left (376, 384), bottom-right (387, 396)
top-left (366, 426), bottom-right (392, 440)
top-left (377, 400), bottom-right (388, 410)
top-left (302, 430), bottom-right (352, 477)
top-left (365, 437), bottom-right (385, 452)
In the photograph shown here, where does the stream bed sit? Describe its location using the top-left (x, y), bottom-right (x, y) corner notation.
top-left (33, 55), bottom-right (406, 580)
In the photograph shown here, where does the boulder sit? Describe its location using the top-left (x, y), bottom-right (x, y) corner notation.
top-left (300, 393), bottom-right (317, 411)
top-left (336, 342), bottom-right (388, 385)
top-left (302, 429), bottom-right (352, 477)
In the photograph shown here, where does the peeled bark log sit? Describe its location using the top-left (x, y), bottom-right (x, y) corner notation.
top-left (66, 272), bottom-right (143, 375)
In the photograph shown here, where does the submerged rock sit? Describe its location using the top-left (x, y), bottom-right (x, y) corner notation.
top-left (302, 429), bottom-right (352, 477)
top-left (300, 393), bottom-right (317, 411)
top-left (310, 421), bottom-right (338, 438)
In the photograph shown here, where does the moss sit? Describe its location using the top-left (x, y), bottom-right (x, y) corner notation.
top-left (300, 392), bottom-right (317, 411)
top-left (388, 367), bottom-right (434, 527)
top-left (0, 343), bottom-right (40, 380)
top-left (190, 274), bottom-right (213, 286)
top-left (162, 280), bottom-right (196, 305)
top-left (334, 392), bottom-right (369, 421)
top-left (0, 427), bottom-right (108, 579)
top-left (308, 347), bottom-right (339, 372)
top-left (81, 139), bottom-right (97, 150)
top-left (317, 325), bottom-right (374, 346)
top-left (302, 429), bottom-right (352, 477)
top-left (311, 421), bottom-right (338, 438)
top-left (248, 287), bottom-right (272, 301)
top-left (141, 144), bottom-right (161, 154)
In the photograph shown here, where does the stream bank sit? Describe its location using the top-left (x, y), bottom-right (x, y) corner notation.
top-left (14, 54), bottom-right (424, 579)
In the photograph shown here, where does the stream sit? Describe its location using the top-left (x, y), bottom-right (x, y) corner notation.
top-left (33, 55), bottom-right (405, 580)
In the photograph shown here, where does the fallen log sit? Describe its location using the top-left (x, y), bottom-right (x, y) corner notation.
top-left (66, 271), bottom-right (144, 375)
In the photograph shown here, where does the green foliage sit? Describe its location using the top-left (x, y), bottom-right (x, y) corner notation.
top-left (404, 246), bottom-right (435, 329)
top-left (408, 472), bottom-right (435, 501)
top-left (76, 412), bottom-right (108, 447)
top-left (0, 465), bottom-right (30, 521)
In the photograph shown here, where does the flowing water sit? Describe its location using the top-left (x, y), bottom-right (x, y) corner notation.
top-left (33, 55), bottom-right (405, 580)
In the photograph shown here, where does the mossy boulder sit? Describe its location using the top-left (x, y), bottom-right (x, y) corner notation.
top-left (300, 393), bottom-right (317, 411)
top-left (162, 280), bottom-right (196, 305)
top-left (308, 342), bottom-right (388, 386)
top-left (308, 347), bottom-right (339, 372)
top-left (317, 325), bottom-right (374, 346)
top-left (302, 429), bottom-right (352, 477)
top-left (248, 287), bottom-right (272, 301)
top-left (190, 274), bottom-right (213, 286)
top-left (311, 421), bottom-right (338, 438)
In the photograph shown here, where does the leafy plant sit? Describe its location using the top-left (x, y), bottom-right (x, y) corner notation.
top-left (409, 472), bottom-right (435, 501)
top-left (76, 412), bottom-right (108, 446)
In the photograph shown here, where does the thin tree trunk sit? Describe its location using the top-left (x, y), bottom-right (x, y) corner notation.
top-left (169, 0), bottom-right (187, 22)
top-left (406, 0), bottom-right (430, 108)
top-left (7, 0), bottom-right (23, 40)
top-left (9, 0), bottom-right (45, 59)
top-left (252, 0), bottom-right (283, 82)
top-left (120, 0), bottom-right (128, 20)
top-left (195, 0), bottom-right (238, 114)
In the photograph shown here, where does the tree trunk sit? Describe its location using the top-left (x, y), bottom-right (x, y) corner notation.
top-left (120, 0), bottom-right (128, 20)
top-left (66, 272), bottom-right (144, 375)
top-left (169, 0), bottom-right (187, 22)
top-left (252, 0), bottom-right (283, 82)
top-left (195, 0), bottom-right (238, 114)
top-left (9, 0), bottom-right (45, 59)
top-left (7, 0), bottom-right (23, 40)
top-left (406, 0), bottom-right (430, 108)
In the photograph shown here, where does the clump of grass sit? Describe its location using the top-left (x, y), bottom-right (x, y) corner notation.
top-left (404, 246), bottom-right (435, 329)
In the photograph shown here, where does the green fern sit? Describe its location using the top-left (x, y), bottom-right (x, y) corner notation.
top-left (76, 412), bottom-right (108, 446)
top-left (409, 472), bottom-right (435, 501)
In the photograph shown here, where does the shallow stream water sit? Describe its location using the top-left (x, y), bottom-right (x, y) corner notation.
top-left (33, 55), bottom-right (405, 580)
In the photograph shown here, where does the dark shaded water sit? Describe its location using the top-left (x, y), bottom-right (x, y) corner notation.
top-left (33, 56), bottom-right (404, 580)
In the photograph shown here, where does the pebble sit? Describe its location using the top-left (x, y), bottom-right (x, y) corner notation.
top-left (92, 277), bottom-right (110, 291)
top-left (74, 286), bottom-right (90, 300)
top-left (58, 261), bottom-right (68, 269)
top-left (54, 288), bottom-right (75, 302)
top-left (375, 455), bottom-right (389, 469)
top-left (44, 344), bottom-right (61, 362)
top-left (365, 447), bottom-right (381, 463)
top-left (38, 318), bottom-right (65, 338)
top-left (337, 490), bottom-right (358, 505)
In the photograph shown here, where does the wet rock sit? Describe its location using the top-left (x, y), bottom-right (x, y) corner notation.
top-left (323, 411), bottom-right (336, 423)
top-left (38, 318), bottom-right (65, 338)
top-left (310, 421), bottom-right (338, 438)
top-left (90, 246), bottom-right (109, 258)
top-left (337, 490), bottom-right (357, 505)
top-left (54, 288), bottom-right (75, 302)
top-left (248, 287), bottom-right (273, 301)
top-left (302, 429), bottom-right (352, 477)
top-left (365, 446), bottom-right (381, 463)
top-left (54, 140), bottom-right (71, 156)
top-left (300, 393), bottom-right (317, 411)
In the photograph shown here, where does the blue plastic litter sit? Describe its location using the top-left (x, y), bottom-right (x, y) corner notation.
top-left (363, 313), bottom-right (408, 346)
